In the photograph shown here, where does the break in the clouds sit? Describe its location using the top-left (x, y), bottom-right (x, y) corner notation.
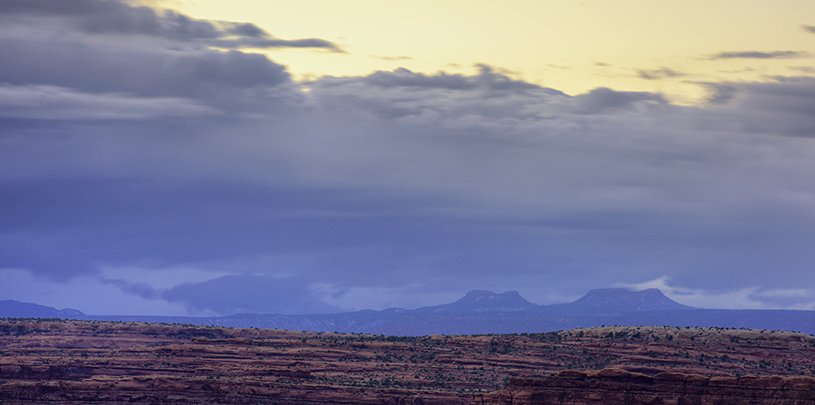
top-left (2, 0), bottom-right (815, 316)
top-left (707, 50), bottom-right (810, 60)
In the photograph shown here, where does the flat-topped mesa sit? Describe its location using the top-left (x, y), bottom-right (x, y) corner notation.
top-left (464, 290), bottom-right (522, 300)
top-left (483, 369), bottom-right (815, 405)
top-left (544, 288), bottom-right (693, 315)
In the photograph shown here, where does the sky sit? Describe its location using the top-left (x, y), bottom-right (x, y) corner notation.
top-left (1, 0), bottom-right (815, 316)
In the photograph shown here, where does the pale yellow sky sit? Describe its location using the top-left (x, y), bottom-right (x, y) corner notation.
top-left (171, 0), bottom-right (813, 103)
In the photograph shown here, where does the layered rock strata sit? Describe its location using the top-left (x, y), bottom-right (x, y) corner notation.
top-left (1, 320), bottom-right (814, 404)
top-left (483, 369), bottom-right (815, 405)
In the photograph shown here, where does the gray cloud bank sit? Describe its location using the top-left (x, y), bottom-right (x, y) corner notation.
top-left (1, 0), bottom-right (815, 315)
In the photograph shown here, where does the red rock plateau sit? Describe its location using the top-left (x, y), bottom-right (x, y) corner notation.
top-left (1, 320), bottom-right (814, 404)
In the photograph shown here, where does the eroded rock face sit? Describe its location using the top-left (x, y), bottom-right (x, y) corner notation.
top-left (483, 369), bottom-right (815, 405)
top-left (1, 320), bottom-right (814, 404)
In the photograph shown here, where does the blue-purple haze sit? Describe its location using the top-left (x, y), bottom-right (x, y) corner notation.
top-left (1, 0), bottom-right (815, 316)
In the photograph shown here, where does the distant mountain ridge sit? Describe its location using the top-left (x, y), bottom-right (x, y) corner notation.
top-left (2, 289), bottom-right (813, 336)
top-left (0, 300), bottom-right (85, 319)
top-left (412, 288), bottom-right (693, 315)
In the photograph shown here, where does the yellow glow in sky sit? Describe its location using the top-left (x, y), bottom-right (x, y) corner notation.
top-left (171, 0), bottom-right (814, 103)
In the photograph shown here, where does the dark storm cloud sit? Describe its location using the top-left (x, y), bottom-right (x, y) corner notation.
top-left (162, 274), bottom-right (341, 315)
top-left (0, 0), bottom-right (342, 52)
top-left (707, 50), bottom-right (810, 60)
top-left (0, 175), bottom-right (463, 283)
top-left (637, 67), bottom-right (685, 80)
top-left (100, 277), bottom-right (159, 300)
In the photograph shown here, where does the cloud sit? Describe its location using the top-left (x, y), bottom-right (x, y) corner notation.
top-left (0, 0), bottom-right (343, 52)
top-left (0, 38), bottom-right (292, 94)
top-left (308, 66), bottom-right (676, 127)
top-left (698, 82), bottom-right (739, 104)
top-left (0, 34), bottom-right (297, 114)
top-left (570, 87), bottom-right (667, 114)
top-left (707, 51), bottom-right (810, 60)
top-left (0, 268), bottom-right (189, 315)
top-left (719, 78), bottom-right (815, 135)
top-left (803, 25), bottom-right (815, 34)
top-left (310, 283), bottom-right (461, 311)
top-left (361, 68), bottom-right (477, 90)
top-left (99, 278), bottom-right (159, 300)
top-left (686, 78), bottom-right (815, 135)
top-left (546, 64), bottom-right (570, 70)
top-left (370, 55), bottom-right (413, 61)
top-left (355, 65), bottom-right (553, 93)
top-left (162, 274), bottom-right (342, 315)
top-left (0, 84), bottom-right (220, 119)
top-left (305, 65), bottom-right (577, 131)
top-left (618, 277), bottom-right (815, 310)
top-left (638, 67), bottom-right (686, 80)
top-left (2, 1), bottom-right (815, 316)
